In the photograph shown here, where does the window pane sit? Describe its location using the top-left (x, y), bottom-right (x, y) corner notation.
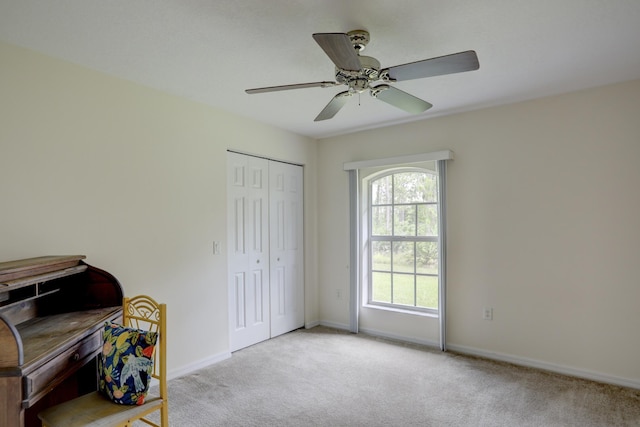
top-left (392, 242), bottom-right (414, 273)
top-left (392, 274), bottom-right (415, 306)
top-left (372, 272), bottom-right (391, 303)
top-left (371, 175), bottom-right (392, 205)
top-left (417, 204), bottom-right (438, 237)
top-left (372, 206), bottom-right (392, 236)
top-left (421, 174), bottom-right (438, 203)
top-left (416, 242), bottom-right (439, 274)
top-left (393, 205), bottom-right (416, 236)
top-left (372, 241), bottom-right (391, 271)
top-left (416, 275), bottom-right (438, 309)
top-left (394, 172), bottom-right (433, 204)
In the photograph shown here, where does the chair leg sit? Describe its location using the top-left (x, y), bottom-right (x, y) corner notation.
top-left (161, 406), bottom-right (169, 426)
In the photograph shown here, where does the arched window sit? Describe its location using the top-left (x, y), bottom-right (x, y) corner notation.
top-left (345, 150), bottom-right (451, 349)
top-left (366, 168), bottom-right (439, 313)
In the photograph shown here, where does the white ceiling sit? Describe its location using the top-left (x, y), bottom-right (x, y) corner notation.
top-left (1, 1), bottom-right (640, 139)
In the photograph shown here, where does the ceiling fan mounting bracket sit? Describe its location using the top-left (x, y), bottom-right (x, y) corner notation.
top-left (347, 29), bottom-right (370, 52)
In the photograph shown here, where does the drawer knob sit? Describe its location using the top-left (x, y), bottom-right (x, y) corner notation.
top-left (71, 353), bottom-right (80, 362)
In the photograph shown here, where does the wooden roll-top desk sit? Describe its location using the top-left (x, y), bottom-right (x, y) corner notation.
top-left (0, 256), bottom-right (123, 427)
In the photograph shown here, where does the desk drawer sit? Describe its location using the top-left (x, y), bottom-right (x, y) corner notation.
top-left (23, 330), bottom-right (101, 405)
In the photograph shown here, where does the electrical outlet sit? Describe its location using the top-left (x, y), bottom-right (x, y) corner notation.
top-left (483, 307), bottom-right (493, 320)
top-left (336, 289), bottom-right (342, 299)
top-left (213, 241), bottom-right (220, 255)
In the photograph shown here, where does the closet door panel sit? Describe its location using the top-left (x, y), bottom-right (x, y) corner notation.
top-left (269, 161), bottom-right (304, 338)
top-left (227, 152), bottom-right (270, 351)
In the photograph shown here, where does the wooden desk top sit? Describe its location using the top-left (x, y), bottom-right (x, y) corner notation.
top-left (16, 307), bottom-right (122, 372)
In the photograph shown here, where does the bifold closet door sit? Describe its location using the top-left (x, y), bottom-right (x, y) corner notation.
top-left (227, 152), bottom-right (304, 351)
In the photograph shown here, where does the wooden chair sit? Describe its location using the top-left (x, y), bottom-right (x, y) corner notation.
top-left (38, 295), bottom-right (168, 427)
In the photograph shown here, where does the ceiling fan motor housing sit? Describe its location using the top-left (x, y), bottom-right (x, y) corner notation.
top-left (335, 55), bottom-right (381, 93)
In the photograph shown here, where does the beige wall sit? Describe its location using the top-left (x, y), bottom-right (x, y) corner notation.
top-left (3, 38), bottom-right (639, 388)
top-left (0, 41), bottom-right (318, 374)
top-left (317, 79), bottom-right (640, 387)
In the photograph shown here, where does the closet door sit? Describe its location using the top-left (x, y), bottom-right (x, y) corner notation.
top-left (227, 152), bottom-right (270, 351)
top-left (269, 160), bottom-right (304, 337)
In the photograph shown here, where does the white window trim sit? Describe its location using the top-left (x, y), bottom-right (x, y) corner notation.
top-left (343, 150), bottom-right (454, 171)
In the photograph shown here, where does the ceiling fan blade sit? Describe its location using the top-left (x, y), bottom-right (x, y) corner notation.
top-left (312, 33), bottom-right (362, 72)
top-left (384, 50), bottom-right (479, 82)
top-left (245, 81), bottom-right (340, 94)
top-left (314, 91), bottom-right (352, 121)
top-left (371, 85), bottom-right (432, 114)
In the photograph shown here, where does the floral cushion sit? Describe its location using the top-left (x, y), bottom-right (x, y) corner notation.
top-left (98, 322), bottom-right (158, 405)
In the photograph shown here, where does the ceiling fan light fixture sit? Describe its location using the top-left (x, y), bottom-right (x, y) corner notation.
top-left (348, 78), bottom-right (370, 94)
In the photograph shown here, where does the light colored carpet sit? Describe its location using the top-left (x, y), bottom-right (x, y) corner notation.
top-left (144, 326), bottom-right (640, 426)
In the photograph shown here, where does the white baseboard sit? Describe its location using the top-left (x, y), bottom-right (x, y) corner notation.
top-left (446, 343), bottom-right (640, 390)
top-left (319, 321), bottom-right (440, 348)
top-left (168, 350), bottom-right (231, 381)
top-left (304, 320), bottom-right (321, 329)
top-left (318, 320), bottom-right (350, 330)
top-left (318, 321), bottom-right (441, 348)
top-left (357, 326), bottom-right (441, 348)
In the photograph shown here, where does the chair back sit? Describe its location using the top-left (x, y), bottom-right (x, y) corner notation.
top-left (123, 295), bottom-right (167, 402)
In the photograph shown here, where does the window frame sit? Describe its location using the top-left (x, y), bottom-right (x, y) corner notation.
top-left (364, 166), bottom-right (440, 315)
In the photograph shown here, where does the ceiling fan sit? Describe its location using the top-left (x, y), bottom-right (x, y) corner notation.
top-left (245, 30), bottom-right (479, 121)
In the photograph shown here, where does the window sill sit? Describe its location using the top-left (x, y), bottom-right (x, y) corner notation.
top-left (362, 303), bottom-right (438, 318)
